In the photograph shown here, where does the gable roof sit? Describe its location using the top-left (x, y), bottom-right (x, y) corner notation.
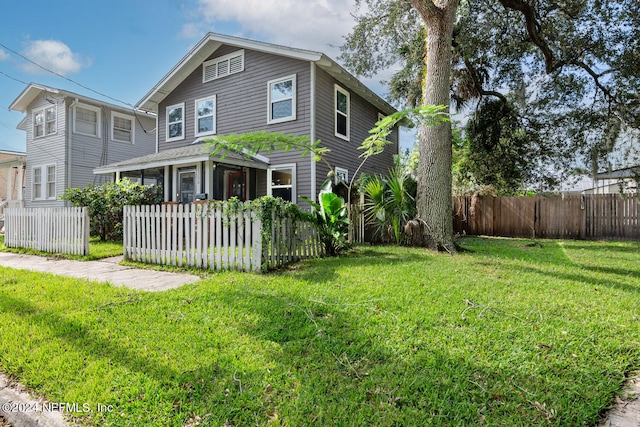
top-left (9, 83), bottom-right (155, 118)
top-left (137, 32), bottom-right (397, 116)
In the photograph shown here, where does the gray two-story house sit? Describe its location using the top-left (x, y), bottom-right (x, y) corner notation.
top-left (9, 84), bottom-right (157, 207)
top-left (94, 33), bottom-right (399, 204)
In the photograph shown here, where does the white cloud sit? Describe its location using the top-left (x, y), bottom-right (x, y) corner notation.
top-left (188, 0), bottom-right (356, 58)
top-left (19, 39), bottom-right (90, 76)
top-left (0, 49), bottom-right (9, 61)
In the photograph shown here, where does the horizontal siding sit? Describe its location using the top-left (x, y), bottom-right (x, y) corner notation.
top-left (159, 46), bottom-right (311, 150)
top-left (24, 94), bottom-right (67, 208)
top-left (69, 100), bottom-right (156, 189)
top-left (314, 68), bottom-right (398, 192)
top-left (24, 94), bottom-right (157, 208)
top-left (158, 45), bottom-right (314, 201)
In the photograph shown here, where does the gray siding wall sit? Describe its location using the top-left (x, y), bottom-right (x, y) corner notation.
top-left (24, 94), bottom-right (67, 208)
top-left (155, 44), bottom-right (398, 203)
top-left (24, 93), bottom-right (156, 208)
top-left (68, 99), bottom-right (156, 189)
top-left (158, 45), bottom-right (315, 201)
top-left (314, 67), bottom-right (399, 194)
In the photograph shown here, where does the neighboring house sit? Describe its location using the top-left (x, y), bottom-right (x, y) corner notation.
top-left (0, 149), bottom-right (26, 204)
top-left (94, 33), bottom-right (399, 204)
top-left (587, 166), bottom-right (640, 194)
top-left (8, 84), bottom-right (157, 207)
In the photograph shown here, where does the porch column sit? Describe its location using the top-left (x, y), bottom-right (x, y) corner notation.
top-left (6, 168), bottom-right (10, 201)
top-left (16, 166), bottom-right (24, 202)
top-left (115, 171), bottom-right (121, 182)
top-left (204, 161), bottom-right (212, 199)
top-left (164, 166), bottom-right (170, 201)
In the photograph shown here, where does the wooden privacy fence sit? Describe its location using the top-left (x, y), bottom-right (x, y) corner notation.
top-left (453, 194), bottom-right (640, 240)
top-left (4, 207), bottom-right (90, 255)
top-left (123, 202), bottom-right (322, 272)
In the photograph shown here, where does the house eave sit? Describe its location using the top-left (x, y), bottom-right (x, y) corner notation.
top-left (137, 33), bottom-right (324, 113)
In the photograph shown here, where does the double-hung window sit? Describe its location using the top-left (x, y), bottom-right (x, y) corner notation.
top-left (335, 85), bottom-right (350, 140)
top-left (268, 75), bottom-right (296, 124)
top-left (195, 96), bottom-right (216, 136)
top-left (74, 104), bottom-right (101, 137)
top-left (33, 106), bottom-right (56, 138)
top-left (32, 164), bottom-right (56, 200)
top-left (111, 111), bottom-right (135, 143)
top-left (268, 164), bottom-right (296, 202)
top-left (166, 103), bottom-right (185, 141)
top-left (335, 167), bottom-right (349, 185)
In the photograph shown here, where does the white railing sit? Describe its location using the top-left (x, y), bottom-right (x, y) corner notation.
top-left (4, 207), bottom-right (90, 255)
top-left (123, 202), bottom-right (322, 272)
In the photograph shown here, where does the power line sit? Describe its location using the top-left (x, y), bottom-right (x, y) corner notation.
top-left (0, 69), bottom-right (28, 85)
top-left (0, 41), bottom-right (136, 109)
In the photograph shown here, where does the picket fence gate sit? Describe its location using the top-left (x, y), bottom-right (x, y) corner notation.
top-left (123, 202), bottom-right (323, 272)
top-left (3, 207), bottom-right (90, 255)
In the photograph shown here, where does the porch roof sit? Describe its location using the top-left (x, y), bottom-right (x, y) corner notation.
top-left (93, 142), bottom-right (270, 175)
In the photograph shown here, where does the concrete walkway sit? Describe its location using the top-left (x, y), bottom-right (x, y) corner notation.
top-left (0, 252), bottom-right (201, 291)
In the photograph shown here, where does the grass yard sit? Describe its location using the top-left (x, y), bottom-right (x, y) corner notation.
top-left (0, 237), bottom-right (638, 426)
top-left (0, 235), bottom-right (123, 260)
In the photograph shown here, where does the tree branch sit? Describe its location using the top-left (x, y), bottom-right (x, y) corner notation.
top-left (497, 0), bottom-right (557, 73)
top-left (462, 57), bottom-right (508, 103)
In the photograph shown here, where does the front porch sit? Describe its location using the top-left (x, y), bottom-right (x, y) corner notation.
top-left (93, 143), bottom-right (274, 204)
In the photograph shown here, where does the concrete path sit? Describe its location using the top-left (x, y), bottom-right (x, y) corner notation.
top-left (0, 253), bottom-right (201, 291)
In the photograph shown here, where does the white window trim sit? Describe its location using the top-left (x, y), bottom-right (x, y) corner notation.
top-left (73, 103), bottom-right (102, 138)
top-left (267, 74), bottom-right (297, 124)
top-left (111, 111), bottom-right (135, 143)
top-left (33, 106), bottom-right (57, 139)
top-left (335, 167), bottom-right (349, 185)
top-left (31, 163), bottom-right (56, 201)
top-left (335, 84), bottom-right (350, 141)
top-left (202, 49), bottom-right (245, 83)
top-left (268, 163), bottom-right (297, 203)
top-left (166, 102), bottom-right (185, 142)
top-left (194, 96), bottom-right (217, 137)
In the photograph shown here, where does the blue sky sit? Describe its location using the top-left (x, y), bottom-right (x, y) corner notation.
top-left (0, 0), bottom-right (410, 153)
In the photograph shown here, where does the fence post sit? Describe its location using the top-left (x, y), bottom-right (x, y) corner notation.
top-left (251, 210), bottom-right (262, 273)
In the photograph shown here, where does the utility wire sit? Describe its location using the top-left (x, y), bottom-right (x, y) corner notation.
top-left (0, 42), bottom-right (151, 134)
top-left (0, 42), bottom-right (136, 109)
top-left (0, 69), bottom-right (28, 85)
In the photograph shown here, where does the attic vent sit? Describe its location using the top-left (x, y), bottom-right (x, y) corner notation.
top-left (203, 50), bottom-right (245, 83)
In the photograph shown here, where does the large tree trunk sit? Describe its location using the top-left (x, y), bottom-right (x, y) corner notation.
top-left (410, 0), bottom-right (459, 251)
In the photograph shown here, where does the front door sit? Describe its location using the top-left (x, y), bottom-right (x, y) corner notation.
top-left (179, 169), bottom-right (196, 204)
top-left (227, 170), bottom-right (246, 200)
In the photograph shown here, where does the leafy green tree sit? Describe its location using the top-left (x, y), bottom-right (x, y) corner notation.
top-left (62, 179), bottom-right (163, 241)
top-left (340, 0), bottom-right (640, 250)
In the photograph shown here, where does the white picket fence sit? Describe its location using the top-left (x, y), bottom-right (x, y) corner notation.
top-left (123, 202), bottom-right (322, 272)
top-left (3, 207), bottom-right (90, 256)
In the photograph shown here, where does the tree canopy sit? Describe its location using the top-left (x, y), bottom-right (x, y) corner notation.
top-left (341, 0), bottom-right (640, 188)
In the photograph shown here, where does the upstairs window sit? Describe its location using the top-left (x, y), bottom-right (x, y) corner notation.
top-left (111, 111), bottom-right (134, 143)
top-left (203, 50), bottom-right (245, 82)
top-left (74, 104), bottom-right (101, 137)
top-left (195, 96), bottom-right (216, 136)
top-left (335, 85), bottom-right (350, 140)
top-left (33, 106), bottom-right (56, 138)
top-left (268, 75), bottom-right (296, 124)
top-left (166, 103), bottom-right (185, 142)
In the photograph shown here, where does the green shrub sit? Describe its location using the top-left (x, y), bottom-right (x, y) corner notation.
top-left (61, 179), bottom-right (163, 241)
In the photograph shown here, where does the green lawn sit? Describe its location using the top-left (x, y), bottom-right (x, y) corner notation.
top-left (0, 235), bottom-right (123, 260)
top-left (0, 237), bottom-right (638, 426)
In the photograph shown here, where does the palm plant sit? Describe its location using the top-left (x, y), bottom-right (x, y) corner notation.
top-left (362, 166), bottom-right (417, 245)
